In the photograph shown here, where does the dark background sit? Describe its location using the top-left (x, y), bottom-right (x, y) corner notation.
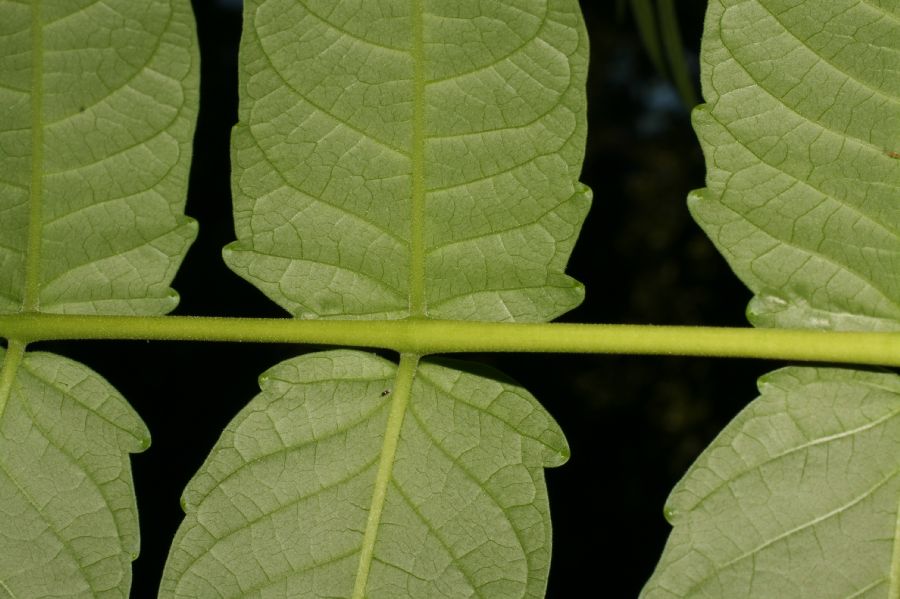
top-left (35, 1), bottom-right (772, 596)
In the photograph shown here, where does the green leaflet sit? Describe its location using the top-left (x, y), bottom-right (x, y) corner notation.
top-left (641, 367), bottom-right (900, 598)
top-left (160, 350), bottom-right (568, 598)
top-left (0, 0), bottom-right (197, 595)
top-left (645, 1), bottom-right (900, 596)
top-left (688, 0), bottom-right (900, 332)
top-left (0, 0), bottom-right (198, 316)
top-left (0, 347), bottom-right (151, 598)
top-left (223, 0), bottom-right (591, 322)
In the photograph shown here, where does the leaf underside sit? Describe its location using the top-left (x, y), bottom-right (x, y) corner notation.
top-left (0, 0), bottom-right (197, 595)
top-left (161, 350), bottom-right (568, 598)
top-left (223, 0), bottom-right (591, 323)
top-left (643, 367), bottom-right (900, 598)
top-left (166, 1), bottom-right (589, 597)
top-left (0, 348), bottom-right (150, 598)
top-left (644, 1), bottom-right (900, 597)
top-left (0, 0), bottom-right (198, 316)
top-left (689, 0), bottom-right (900, 332)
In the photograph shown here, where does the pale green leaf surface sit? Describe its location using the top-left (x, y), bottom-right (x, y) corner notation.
top-left (0, 0), bottom-right (198, 315)
top-left (641, 367), bottom-right (900, 598)
top-left (0, 347), bottom-right (150, 598)
top-left (223, 0), bottom-right (591, 322)
top-left (160, 350), bottom-right (568, 598)
top-left (689, 0), bottom-right (900, 331)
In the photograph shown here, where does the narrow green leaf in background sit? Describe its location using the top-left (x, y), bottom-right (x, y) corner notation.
top-left (161, 350), bottom-right (568, 598)
top-left (629, 0), bottom-right (667, 75)
top-left (0, 0), bottom-right (198, 594)
top-left (644, 0), bottom-right (900, 596)
top-left (656, 0), bottom-right (698, 108)
top-left (627, 0), bottom-right (699, 109)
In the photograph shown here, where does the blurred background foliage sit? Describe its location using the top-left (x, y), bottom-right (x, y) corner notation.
top-left (36, 1), bottom-right (772, 596)
top-left (620, 0), bottom-right (699, 109)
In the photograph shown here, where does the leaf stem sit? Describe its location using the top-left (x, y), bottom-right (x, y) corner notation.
top-left (0, 339), bottom-right (26, 420)
top-left (352, 352), bottom-right (419, 599)
top-left (2, 313), bottom-right (899, 367)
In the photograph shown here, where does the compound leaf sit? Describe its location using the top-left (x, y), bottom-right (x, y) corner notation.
top-left (165, 2), bottom-right (589, 595)
top-left (160, 350), bottom-right (568, 598)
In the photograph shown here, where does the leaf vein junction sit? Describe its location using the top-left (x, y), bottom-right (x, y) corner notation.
top-left (301, 3), bottom-right (410, 54)
top-left (0, 453), bottom-right (92, 592)
top-left (749, 0), bottom-right (896, 100)
top-left (387, 478), bottom-right (481, 597)
top-left (251, 25), bottom-right (409, 158)
top-left (686, 469), bottom-right (897, 595)
top-left (424, 6), bottom-right (549, 86)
